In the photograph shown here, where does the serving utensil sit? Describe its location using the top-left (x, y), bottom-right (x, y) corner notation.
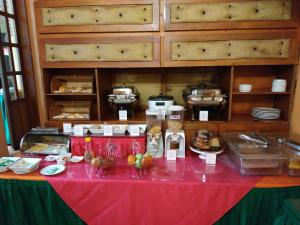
top-left (277, 138), bottom-right (300, 151)
top-left (238, 134), bottom-right (269, 147)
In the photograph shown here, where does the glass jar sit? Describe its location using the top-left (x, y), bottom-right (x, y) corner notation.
top-left (84, 137), bottom-right (94, 163)
top-left (167, 105), bottom-right (184, 133)
top-left (146, 109), bottom-right (163, 136)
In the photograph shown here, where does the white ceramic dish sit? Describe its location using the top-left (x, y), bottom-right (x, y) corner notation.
top-left (9, 158), bottom-right (42, 174)
top-left (272, 86), bottom-right (287, 92)
top-left (190, 146), bottom-right (224, 160)
top-left (239, 84), bottom-right (252, 92)
top-left (40, 164), bottom-right (65, 176)
top-left (69, 156), bottom-right (84, 163)
top-left (127, 124), bottom-right (147, 134)
top-left (13, 163), bottom-right (40, 174)
top-left (0, 157), bottom-right (20, 172)
top-left (272, 79), bottom-right (287, 87)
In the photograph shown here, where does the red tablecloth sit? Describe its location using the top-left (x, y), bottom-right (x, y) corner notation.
top-left (45, 155), bottom-right (261, 225)
top-left (71, 136), bottom-right (146, 158)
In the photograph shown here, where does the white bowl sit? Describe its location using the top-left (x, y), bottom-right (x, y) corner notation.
top-left (272, 86), bottom-right (287, 92)
top-left (272, 79), bottom-right (287, 87)
top-left (239, 84), bottom-right (252, 92)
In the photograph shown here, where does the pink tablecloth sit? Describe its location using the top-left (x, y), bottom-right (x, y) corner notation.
top-left (71, 136), bottom-right (146, 158)
top-left (45, 155), bottom-right (261, 225)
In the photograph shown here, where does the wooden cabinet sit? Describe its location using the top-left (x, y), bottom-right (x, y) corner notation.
top-left (27, 0), bottom-right (300, 142)
top-left (34, 0), bottom-right (160, 33)
top-left (38, 33), bottom-right (161, 68)
top-left (164, 0), bottom-right (298, 31)
top-left (163, 29), bottom-right (298, 67)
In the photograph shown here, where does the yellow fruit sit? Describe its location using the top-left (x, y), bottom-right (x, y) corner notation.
top-left (91, 157), bottom-right (100, 168)
top-left (85, 137), bottom-right (92, 142)
top-left (127, 155), bottom-right (136, 166)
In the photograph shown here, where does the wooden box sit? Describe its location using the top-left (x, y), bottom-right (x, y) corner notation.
top-left (50, 75), bottom-right (94, 94)
top-left (49, 101), bottom-right (91, 120)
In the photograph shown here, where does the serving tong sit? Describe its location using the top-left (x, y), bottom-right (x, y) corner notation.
top-left (277, 138), bottom-right (300, 151)
top-left (238, 133), bottom-right (271, 147)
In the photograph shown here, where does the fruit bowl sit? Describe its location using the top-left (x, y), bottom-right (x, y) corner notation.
top-left (91, 156), bottom-right (115, 177)
top-left (127, 153), bottom-right (153, 179)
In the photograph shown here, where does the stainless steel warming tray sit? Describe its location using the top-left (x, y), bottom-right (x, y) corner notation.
top-left (20, 128), bottom-right (70, 155)
top-left (183, 83), bottom-right (227, 120)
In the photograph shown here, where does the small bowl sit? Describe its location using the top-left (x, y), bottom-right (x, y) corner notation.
top-left (272, 86), bottom-right (287, 92)
top-left (272, 79), bottom-right (287, 87)
top-left (239, 84), bottom-right (252, 93)
top-left (56, 158), bottom-right (66, 165)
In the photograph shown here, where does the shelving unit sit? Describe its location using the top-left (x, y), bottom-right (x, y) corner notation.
top-left (32, 0), bottom-right (300, 144)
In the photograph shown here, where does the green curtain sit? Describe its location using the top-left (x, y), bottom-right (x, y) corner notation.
top-left (273, 199), bottom-right (300, 225)
top-left (215, 186), bottom-right (300, 225)
top-left (0, 180), bottom-right (85, 225)
top-left (0, 93), bottom-right (11, 144)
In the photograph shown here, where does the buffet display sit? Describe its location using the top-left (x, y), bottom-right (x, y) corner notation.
top-left (2, 84), bottom-right (298, 177)
top-left (183, 83), bottom-right (227, 120)
top-left (2, 128), bottom-right (300, 178)
top-left (108, 83), bottom-right (139, 117)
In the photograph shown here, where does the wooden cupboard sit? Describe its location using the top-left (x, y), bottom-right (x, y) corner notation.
top-left (34, 0), bottom-right (160, 33)
top-left (28, 0), bottom-right (300, 145)
top-left (163, 0), bottom-right (299, 30)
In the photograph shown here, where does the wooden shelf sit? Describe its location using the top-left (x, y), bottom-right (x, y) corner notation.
top-left (46, 93), bottom-right (97, 96)
top-left (231, 114), bottom-right (288, 123)
top-left (232, 92), bottom-right (291, 95)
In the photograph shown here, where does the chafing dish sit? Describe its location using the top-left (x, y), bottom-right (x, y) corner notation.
top-left (183, 83), bottom-right (227, 120)
top-left (20, 129), bottom-right (70, 155)
top-left (108, 83), bottom-right (139, 117)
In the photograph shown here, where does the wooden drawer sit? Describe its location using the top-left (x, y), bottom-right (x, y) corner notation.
top-left (164, 0), bottom-right (298, 31)
top-left (34, 0), bottom-right (159, 33)
top-left (39, 33), bottom-right (160, 68)
top-left (163, 30), bottom-right (298, 67)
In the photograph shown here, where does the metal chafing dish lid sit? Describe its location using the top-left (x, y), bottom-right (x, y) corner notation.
top-left (112, 83), bottom-right (135, 95)
top-left (148, 94), bottom-right (174, 101)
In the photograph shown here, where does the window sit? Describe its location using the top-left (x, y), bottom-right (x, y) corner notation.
top-left (0, 0), bottom-right (25, 101)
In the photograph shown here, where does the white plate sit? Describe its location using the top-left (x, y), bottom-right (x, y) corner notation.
top-left (69, 156), bottom-right (84, 163)
top-left (0, 157), bottom-right (21, 172)
top-left (40, 165), bottom-right (65, 176)
top-left (189, 145), bottom-right (224, 155)
top-left (9, 158), bottom-right (42, 172)
top-left (44, 155), bottom-right (58, 162)
top-left (13, 163), bottom-right (40, 174)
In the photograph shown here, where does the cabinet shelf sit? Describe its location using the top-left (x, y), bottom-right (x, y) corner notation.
top-left (231, 114), bottom-right (288, 123)
top-left (232, 92), bottom-right (291, 95)
top-left (46, 93), bottom-right (97, 96)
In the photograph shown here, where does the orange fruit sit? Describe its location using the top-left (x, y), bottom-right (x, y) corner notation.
top-left (91, 157), bottom-right (100, 168)
top-left (127, 155), bottom-right (136, 166)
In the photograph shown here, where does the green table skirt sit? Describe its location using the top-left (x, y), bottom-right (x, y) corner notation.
top-left (1, 179), bottom-right (300, 225)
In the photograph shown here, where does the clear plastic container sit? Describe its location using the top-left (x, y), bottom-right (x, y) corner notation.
top-left (286, 151), bottom-right (300, 176)
top-left (221, 133), bottom-right (287, 175)
top-left (167, 105), bottom-right (184, 133)
top-left (146, 109), bottom-right (162, 136)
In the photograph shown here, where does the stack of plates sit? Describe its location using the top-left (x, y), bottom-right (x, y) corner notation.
top-left (251, 107), bottom-right (281, 120)
top-left (8, 158), bottom-right (42, 174)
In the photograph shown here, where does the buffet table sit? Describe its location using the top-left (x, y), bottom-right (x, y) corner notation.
top-left (1, 154), bottom-right (300, 225)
